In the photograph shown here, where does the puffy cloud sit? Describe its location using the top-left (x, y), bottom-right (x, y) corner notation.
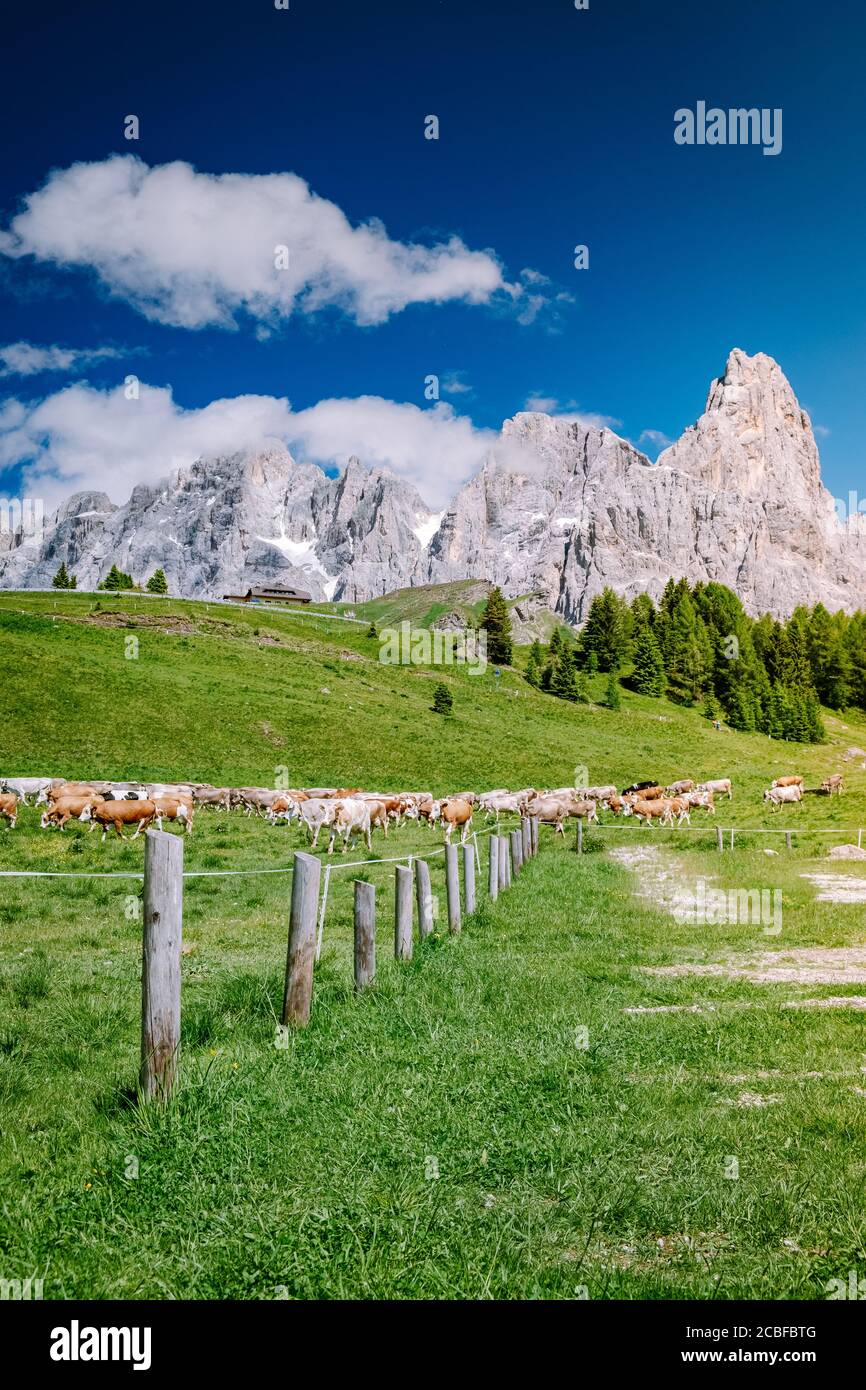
top-left (0, 156), bottom-right (525, 330)
top-left (0, 341), bottom-right (124, 377)
top-left (0, 380), bottom-right (544, 510)
top-left (523, 392), bottom-right (621, 430)
top-left (638, 427), bottom-right (673, 450)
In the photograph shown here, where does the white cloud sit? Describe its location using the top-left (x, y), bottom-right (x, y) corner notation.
top-left (638, 428), bottom-right (673, 450)
top-left (0, 341), bottom-right (124, 377)
top-left (0, 380), bottom-right (544, 510)
top-left (523, 393), bottom-right (621, 430)
top-left (0, 156), bottom-right (555, 331)
top-left (441, 372), bottom-right (472, 396)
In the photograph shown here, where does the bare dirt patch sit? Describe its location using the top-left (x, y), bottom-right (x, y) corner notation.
top-left (801, 871), bottom-right (866, 901)
top-left (609, 844), bottom-right (703, 920)
top-left (783, 995), bottom-right (866, 1010)
top-left (644, 947), bottom-right (866, 986)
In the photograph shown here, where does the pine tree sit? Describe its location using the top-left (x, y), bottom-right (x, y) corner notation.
top-left (52, 563), bottom-right (71, 589)
top-left (703, 691), bottom-right (721, 721)
top-left (585, 649), bottom-right (599, 675)
top-left (525, 640), bottom-right (543, 688)
top-left (631, 625), bottom-right (666, 697)
top-left (432, 683), bottom-right (453, 715)
top-left (578, 587), bottom-right (632, 671)
top-left (481, 586), bottom-right (513, 666)
top-left (605, 670), bottom-right (621, 710)
top-left (366, 621), bottom-right (378, 638)
top-left (540, 662), bottom-right (553, 692)
top-left (548, 627), bottom-right (563, 659)
top-left (551, 645), bottom-right (579, 701)
top-left (146, 568), bottom-right (168, 594)
top-left (100, 564), bottom-right (134, 591)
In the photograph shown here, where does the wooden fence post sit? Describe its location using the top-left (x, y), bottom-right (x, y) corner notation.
top-left (445, 843), bottom-right (461, 932)
top-left (463, 842), bottom-right (476, 914)
top-left (415, 859), bottom-right (434, 937)
top-left (716, 826), bottom-right (723, 853)
top-left (521, 816), bottom-right (531, 861)
top-left (730, 827), bottom-right (735, 851)
top-left (576, 819), bottom-right (583, 855)
top-left (488, 835), bottom-right (499, 901)
top-left (354, 880), bottom-right (376, 991)
top-left (500, 835), bottom-right (511, 889)
top-left (395, 864), bottom-right (413, 959)
top-left (511, 828), bottom-right (523, 874)
top-left (140, 828), bottom-right (183, 1101)
top-left (282, 851), bottom-right (321, 1027)
top-left (785, 831), bottom-right (792, 851)
top-left (530, 817), bottom-right (539, 856)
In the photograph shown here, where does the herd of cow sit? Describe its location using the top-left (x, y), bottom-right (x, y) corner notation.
top-left (0, 768), bottom-right (844, 850)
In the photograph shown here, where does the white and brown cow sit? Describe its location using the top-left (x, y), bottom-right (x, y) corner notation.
top-left (0, 792), bottom-right (19, 828)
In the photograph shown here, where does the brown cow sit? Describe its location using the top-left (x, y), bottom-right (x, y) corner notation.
top-left (85, 799), bottom-right (158, 841)
top-left (772, 775), bottom-right (804, 789)
top-left (631, 798), bottom-right (670, 826)
top-left (40, 793), bottom-right (103, 830)
top-left (0, 792), bottom-right (18, 828)
top-left (822, 773), bottom-right (843, 795)
top-left (638, 785), bottom-right (665, 801)
top-left (440, 797), bottom-right (473, 844)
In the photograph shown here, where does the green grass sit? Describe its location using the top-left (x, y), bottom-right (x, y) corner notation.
top-left (2, 589), bottom-right (866, 1298)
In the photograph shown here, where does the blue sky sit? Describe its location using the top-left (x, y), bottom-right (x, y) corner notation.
top-left (1, 0), bottom-right (864, 509)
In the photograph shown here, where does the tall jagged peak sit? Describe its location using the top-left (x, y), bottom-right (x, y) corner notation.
top-left (657, 348), bottom-right (823, 502)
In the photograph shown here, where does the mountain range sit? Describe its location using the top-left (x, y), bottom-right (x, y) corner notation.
top-left (2, 348), bottom-right (864, 621)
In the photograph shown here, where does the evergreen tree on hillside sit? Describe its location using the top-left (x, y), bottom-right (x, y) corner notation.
top-left (605, 670), bottom-right (621, 710)
top-left (664, 588), bottom-right (711, 701)
top-left (100, 564), bottom-right (134, 592)
top-left (432, 683), bottom-right (453, 715)
top-left (146, 568), bottom-right (168, 594)
top-left (52, 563), bottom-right (74, 589)
top-left (550, 644), bottom-right (579, 701)
top-left (481, 586), bottom-right (513, 666)
top-left (578, 587), bottom-right (631, 671)
top-left (631, 626), bottom-right (666, 696)
top-left (525, 640), bottom-right (544, 688)
top-left (548, 626), bottom-right (563, 659)
top-left (366, 621), bottom-right (378, 638)
top-left (630, 592), bottom-right (655, 634)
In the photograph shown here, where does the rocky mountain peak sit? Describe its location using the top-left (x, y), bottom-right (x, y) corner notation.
top-left (659, 347), bottom-right (823, 504)
top-left (2, 349), bottom-right (863, 621)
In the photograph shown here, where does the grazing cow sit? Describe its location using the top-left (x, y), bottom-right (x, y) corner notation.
top-left (417, 798), bottom-right (441, 826)
top-left (295, 797), bottom-right (338, 848)
top-left (359, 798), bottom-right (391, 838)
top-left (637, 785), bottom-right (665, 801)
top-left (631, 798), bottom-right (672, 826)
top-left (606, 795), bottom-right (633, 817)
top-left (664, 796), bottom-right (691, 826)
top-left (684, 789), bottom-right (715, 814)
top-left (763, 784), bottom-right (802, 811)
top-left (524, 796), bottom-right (567, 834)
top-left (698, 778), bottom-right (732, 799)
top-left (772, 776), bottom-right (804, 790)
top-left (1, 777), bottom-right (53, 804)
top-left (440, 797), bottom-right (474, 844)
top-left (479, 792), bottom-right (523, 822)
top-left (580, 784), bottom-right (618, 802)
top-left (665, 779), bottom-right (695, 796)
top-left (192, 786), bottom-right (232, 810)
top-left (39, 782), bottom-right (104, 806)
top-left (822, 774), bottom-right (844, 796)
top-left (0, 792), bottom-right (18, 828)
top-left (567, 798), bottom-right (599, 825)
top-left (622, 781), bottom-right (658, 796)
top-left (40, 793), bottom-right (103, 830)
top-left (328, 799), bottom-right (373, 855)
top-left (152, 795), bottom-right (194, 835)
top-left (83, 799), bottom-right (159, 840)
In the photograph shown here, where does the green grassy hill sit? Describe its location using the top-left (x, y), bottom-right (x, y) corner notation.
top-left (1, 589), bottom-right (863, 822)
top-left (3, 589), bottom-right (866, 1299)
